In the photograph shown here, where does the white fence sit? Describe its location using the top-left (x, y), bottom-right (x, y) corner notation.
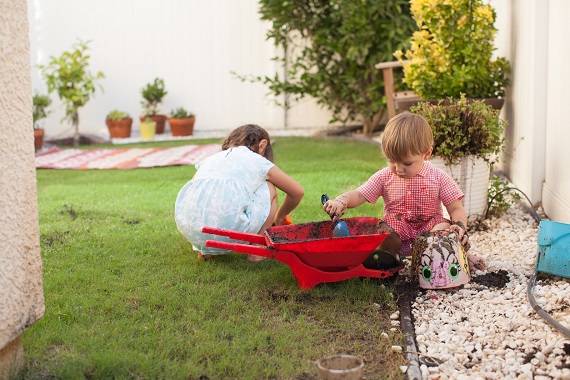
top-left (495, 0), bottom-right (570, 223)
top-left (28, 0), bottom-right (335, 139)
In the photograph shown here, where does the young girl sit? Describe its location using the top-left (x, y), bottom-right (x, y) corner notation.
top-left (175, 124), bottom-right (304, 261)
top-left (323, 112), bottom-right (486, 271)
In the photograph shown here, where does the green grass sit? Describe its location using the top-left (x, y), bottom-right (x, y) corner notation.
top-left (21, 137), bottom-right (406, 380)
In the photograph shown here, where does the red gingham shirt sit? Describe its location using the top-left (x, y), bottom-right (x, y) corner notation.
top-left (357, 161), bottom-right (463, 255)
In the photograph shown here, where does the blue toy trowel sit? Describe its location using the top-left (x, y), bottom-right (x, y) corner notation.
top-left (321, 194), bottom-right (351, 237)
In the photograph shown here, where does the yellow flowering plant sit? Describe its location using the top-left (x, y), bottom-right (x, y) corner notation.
top-left (394, 0), bottom-right (510, 99)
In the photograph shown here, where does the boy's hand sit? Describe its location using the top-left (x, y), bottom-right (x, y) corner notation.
top-left (450, 221), bottom-right (470, 251)
top-left (323, 199), bottom-right (346, 222)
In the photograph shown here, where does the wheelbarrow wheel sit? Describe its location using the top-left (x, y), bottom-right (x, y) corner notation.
top-left (363, 250), bottom-right (403, 270)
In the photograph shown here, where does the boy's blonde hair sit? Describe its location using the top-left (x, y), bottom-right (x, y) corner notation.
top-left (381, 112), bottom-right (433, 162)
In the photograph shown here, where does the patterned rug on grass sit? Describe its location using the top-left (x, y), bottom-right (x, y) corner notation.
top-left (35, 144), bottom-right (221, 169)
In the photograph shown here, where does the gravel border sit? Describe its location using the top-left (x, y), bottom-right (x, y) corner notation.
top-left (395, 201), bottom-right (570, 379)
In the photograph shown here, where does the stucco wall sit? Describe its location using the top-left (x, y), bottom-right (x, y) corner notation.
top-left (0, 0), bottom-right (45, 350)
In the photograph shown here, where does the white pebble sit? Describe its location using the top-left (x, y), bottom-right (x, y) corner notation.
top-left (409, 204), bottom-right (569, 378)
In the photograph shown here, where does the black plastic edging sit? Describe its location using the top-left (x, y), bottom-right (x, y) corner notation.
top-left (397, 283), bottom-right (422, 380)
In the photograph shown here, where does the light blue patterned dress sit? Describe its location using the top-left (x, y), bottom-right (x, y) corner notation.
top-left (175, 146), bottom-right (275, 255)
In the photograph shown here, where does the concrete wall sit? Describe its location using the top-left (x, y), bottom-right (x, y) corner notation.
top-left (0, 0), bottom-right (45, 376)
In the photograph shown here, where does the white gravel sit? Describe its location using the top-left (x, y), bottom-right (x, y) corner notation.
top-left (399, 202), bottom-right (570, 379)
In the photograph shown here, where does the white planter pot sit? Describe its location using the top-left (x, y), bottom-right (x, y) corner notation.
top-left (431, 156), bottom-right (490, 222)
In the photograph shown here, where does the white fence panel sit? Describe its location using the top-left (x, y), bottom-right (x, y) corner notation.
top-left (494, 0), bottom-right (570, 222)
top-left (28, 0), bottom-right (335, 139)
top-left (498, 0), bottom-right (548, 205)
top-left (542, 0), bottom-right (570, 223)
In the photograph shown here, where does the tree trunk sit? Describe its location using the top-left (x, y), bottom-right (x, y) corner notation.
top-left (72, 111), bottom-right (80, 147)
top-left (362, 110), bottom-right (385, 135)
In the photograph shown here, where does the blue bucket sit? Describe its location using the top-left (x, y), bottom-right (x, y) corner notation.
top-left (535, 220), bottom-right (570, 278)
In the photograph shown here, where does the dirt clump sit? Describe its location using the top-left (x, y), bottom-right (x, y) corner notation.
top-left (471, 269), bottom-right (510, 289)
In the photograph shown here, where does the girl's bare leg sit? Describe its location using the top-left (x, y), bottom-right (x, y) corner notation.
top-left (197, 252), bottom-right (214, 260)
top-left (248, 182), bottom-right (278, 262)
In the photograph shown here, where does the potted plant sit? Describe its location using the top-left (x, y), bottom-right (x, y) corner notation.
top-left (105, 110), bottom-right (133, 139)
top-left (393, 0), bottom-right (510, 111)
top-left (140, 77), bottom-right (168, 134)
top-left (139, 116), bottom-right (157, 141)
top-left (167, 107), bottom-right (195, 136)
top-left (38, 39), bottom-right (104, 146)
top-left (410, 94), bottom-right (507, 221)
top-left (32, 93), bottom-right (52, 151)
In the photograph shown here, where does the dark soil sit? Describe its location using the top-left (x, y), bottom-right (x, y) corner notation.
top-left (471, 269), bottom-right (510, 289)
top-left (46, 134), bottom-right (109, 147)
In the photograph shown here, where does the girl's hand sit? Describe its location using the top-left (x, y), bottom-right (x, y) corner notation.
top-left (323, 199), bottom-right (347, 222)
top-left (450, 222), bottom-right (471, 251)
top-left (273, 215), bottom-right (292, 227)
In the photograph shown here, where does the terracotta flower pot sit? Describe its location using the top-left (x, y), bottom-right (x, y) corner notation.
top-left (167, 116), bottom-right (195, 136)
top-left (34, 128), bottom-right (45, 151)
top-left (139, 114), bottom-right (167, 134)
top-left (106, 118), bottom-right (133, 138)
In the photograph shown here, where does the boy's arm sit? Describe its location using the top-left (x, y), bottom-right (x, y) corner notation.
top-left (445, 199), bottom-right (469, 247)
top-left (324, 190), bottom-right (367, 222)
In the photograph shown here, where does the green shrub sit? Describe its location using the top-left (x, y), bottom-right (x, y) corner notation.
top-left (394, 0), bottom-right (510, 99)
top-left (32, 93), bottom-right (52, 128)
top-left (487, 175), bottom-right (521, 217)
top-left (237, 0), bottom-right (416, 134)
top-left (410, 94), bottom-right (506, 167)
top-left (38, 39), bottom-right (104, 145)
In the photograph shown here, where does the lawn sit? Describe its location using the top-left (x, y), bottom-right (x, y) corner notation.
top-left (21, 137), bottom-right (406, 380)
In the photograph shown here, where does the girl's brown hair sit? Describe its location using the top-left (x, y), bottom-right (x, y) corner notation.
top-left (222, 124), bottom-right (274, 162)
top-left (381, 112), bottom-right (433, 162)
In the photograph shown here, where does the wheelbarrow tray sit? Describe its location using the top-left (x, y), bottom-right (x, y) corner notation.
top-left (203, 217), bottom-right (403, 290)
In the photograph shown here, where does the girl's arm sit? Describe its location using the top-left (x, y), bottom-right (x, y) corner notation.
top-left (266, 166), bottom-right (304, 225)
top-left (323, 190), bottom-right (367, 222)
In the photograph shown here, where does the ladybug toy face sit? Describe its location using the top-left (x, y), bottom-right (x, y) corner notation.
top-left (413, 231), bottom-right (470, 289)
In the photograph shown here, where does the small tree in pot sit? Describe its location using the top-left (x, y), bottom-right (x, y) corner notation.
top-left (38, 39), bottom-right (104, 146)
top-left (140, 78), bottom-right (168, 134)
top-left (32, 93), bottom-right (52, 150)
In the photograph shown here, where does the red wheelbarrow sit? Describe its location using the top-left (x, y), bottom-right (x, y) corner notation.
top-left (202, 217), bottom-right (403, 290)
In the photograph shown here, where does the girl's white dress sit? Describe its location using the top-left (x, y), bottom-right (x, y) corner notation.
top-left (175, 146), bottom-right (274, 255)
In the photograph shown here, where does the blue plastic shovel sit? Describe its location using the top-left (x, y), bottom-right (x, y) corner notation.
top-left (321, 194), bottom-right (351, 237)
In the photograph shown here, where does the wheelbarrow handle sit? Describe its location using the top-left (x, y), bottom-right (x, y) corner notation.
top-left (204, 240), bottom-right (274, 259)
top-left (202, 226), bottom-right (266, 245)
